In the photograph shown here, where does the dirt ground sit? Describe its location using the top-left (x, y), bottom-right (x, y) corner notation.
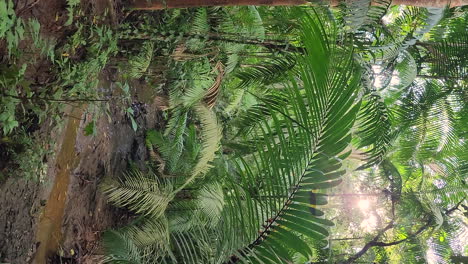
top-left (0, 76), bottom-right (164, 263)
top-left (58, 78), bottom-right (164, 263)
top-left (0, 1), bottom-right (166, 263)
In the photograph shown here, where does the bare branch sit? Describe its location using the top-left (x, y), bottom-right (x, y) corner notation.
top-left (342, 199), bottom-right (466, 263)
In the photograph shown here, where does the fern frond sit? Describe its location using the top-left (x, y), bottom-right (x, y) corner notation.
top-left (127, 41), bottom-right (154, 79)
top-left (191, 8), bottom-right (210, 34)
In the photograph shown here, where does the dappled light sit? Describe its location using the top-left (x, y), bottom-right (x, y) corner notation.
top-left (361, 215), bottom-right (378, 232)
top-left (357, 199), bottom-right (371, 211)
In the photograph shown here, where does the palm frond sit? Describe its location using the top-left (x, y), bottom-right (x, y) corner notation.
top-left (197, 182), bottom-right (225, 226)
top-left (203, 61), bottom-right (225, 109)
top-left (235, 54), bottom-right (296, 89)
top-left (233, 90), bottom-right (290, 136)
top-left (173, 103), bottom-right (222, 193)
top-left (357, 6), bottom-right (444, 65)
top-left (338, 0), bottom-right (371, 33)
top-left (103, 230), bottom-right (142, 264)
top-left (400, 7), bottom-right (444, 50)
top-left (217, 6), bottom-right (266, 40)
top-left (420, 35), bottom-right (468, 80)
top-left (239, 6), bottom-right (266, 40)
top-left (355, 93), bottom-right (394, 169)
top-left (224, 89), bottom-right (245, 115)
top-left (168, 59), bottom-right (214, 109)
top-left (147, 110), bottom-right (188, 173)
top-left (103, 217), bottom-right (172, 264)
top-left (167, 182), bottom-right (225, 235)
top-left (380, 160), bottom-right (403, 199)
top-left (122, 217), bottom-right (170, 248)
top-left (192, 103), bottom-right (222, 179)
top-left (391, 80), bottom-right (463, 167)
top-left (219, 12), bottom-right (362, 263)
top-left (393, 50), bottom-right (417, 90)
top-left (101, 170), bottom-right (173, 218)
top-left (224, 44), bottom-right (243, 74)
top-left (338, 0), bottom-right (391, 33)
top-left (395, 237), bottom-right (427, 264)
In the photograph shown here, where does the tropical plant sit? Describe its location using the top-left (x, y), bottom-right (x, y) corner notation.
top-left (1, 0), bottom-right (456, 263)
top-left (101, 7), bottom-right (366, 263)
top-left (327, 3), bottom-right (468, 263)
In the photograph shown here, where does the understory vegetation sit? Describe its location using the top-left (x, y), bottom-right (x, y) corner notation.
top-left (0, 0), bottom-right (467, 263)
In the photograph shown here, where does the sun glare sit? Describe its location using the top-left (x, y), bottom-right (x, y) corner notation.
top-left (361, 215), bottom-right (378, 232)
top-left (357, 199), bottom-right (371, 210)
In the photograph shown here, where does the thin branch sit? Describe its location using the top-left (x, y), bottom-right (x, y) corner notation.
top-left (372, 220), bottom-right (431, 247)
top-left (331, 237), bottom-right (365, 241)
top-left (342, 199), bottom-right (466, 264)
top-left (327, 193), bottom-right (383, 197)
top-left (417, 74), bottom-right (462, 81)
top-left (341, 220), bottom-right (407, 264)
top-left (119, 32), bottom-right (305, 53)
top-left (1, 92), bottom-right (109, 102)
top-left (445, 198), bottom-right (465, 215)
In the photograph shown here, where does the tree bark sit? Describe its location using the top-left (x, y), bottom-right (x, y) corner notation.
top-left (342, 199), bottom-right (465, 264)
top-left (331, 237), bottom-right (365, 241)
top-left (119, 33), bottom-right (305, 52)
top-left (130, 0), bottom-right (308, 10)
top-left (129, 0), bottom-right (467, 10)
top-left (451, 256), bottom-right (468, 264)
top-left (390, 0), bottom-right (466, 7)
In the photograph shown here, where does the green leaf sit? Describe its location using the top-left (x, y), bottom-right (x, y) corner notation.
top-left (130, 116), bottom-right (138, 132)
top-left (270, 227), bottom-right (312, 257)
top-left (84, 121), bottom-right (96, 136)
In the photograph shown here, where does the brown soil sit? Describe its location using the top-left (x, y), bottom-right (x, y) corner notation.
top-left (58, 78), bottom-right (164, 263)
top-left (0, 1), bottom-right (166, 263)
top-left (0, 76), bottom-right (164, 263)
top-left (34, 105), bottom-right (85, 264)
top-left (0, 178), bottom-right (41, 263)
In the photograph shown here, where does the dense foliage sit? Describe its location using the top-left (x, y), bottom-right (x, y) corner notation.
top-left (0, 0), bottom-right (466, 263)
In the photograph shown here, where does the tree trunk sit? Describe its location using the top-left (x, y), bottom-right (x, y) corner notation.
top-left (129, 0), bottom-right (467, 10)
top-left (390, 0), bottom-right (466, 7)
top-left (451, 256), bottom-right (468, 264)
top-left (130, 0), bottom-right (308, 10)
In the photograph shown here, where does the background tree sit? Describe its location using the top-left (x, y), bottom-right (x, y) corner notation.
top-left (128, 0), bottom-right (466, 10)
